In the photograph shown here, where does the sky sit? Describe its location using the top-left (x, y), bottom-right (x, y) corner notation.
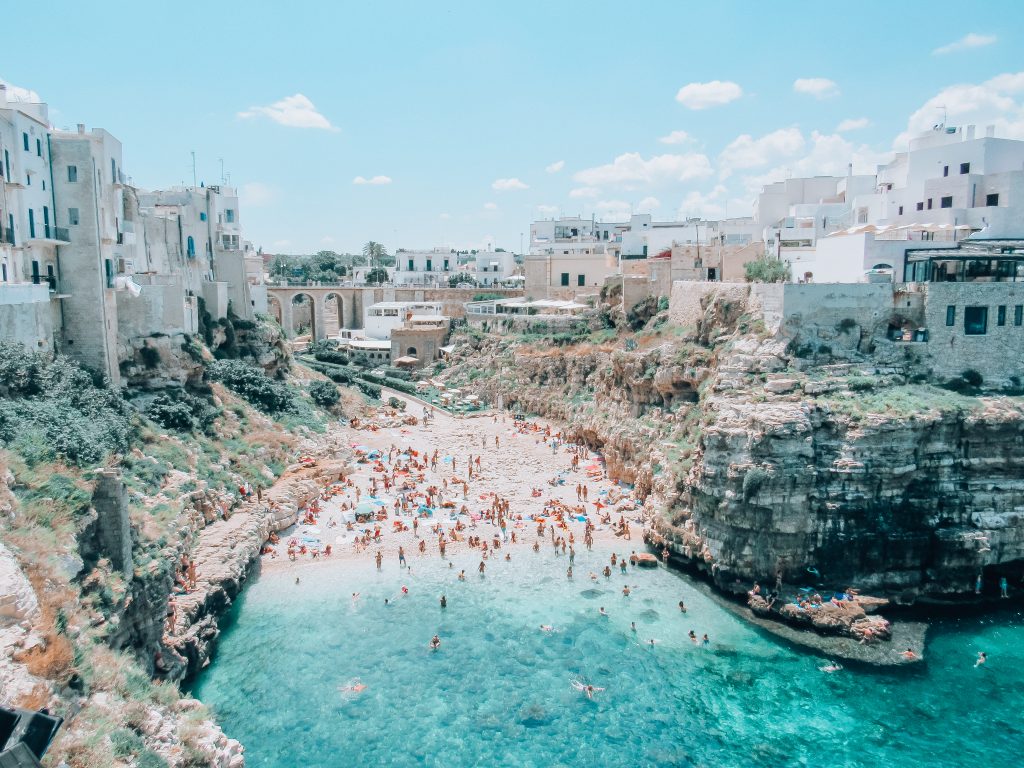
top-left (3, 0), bottom-right (1024, 255)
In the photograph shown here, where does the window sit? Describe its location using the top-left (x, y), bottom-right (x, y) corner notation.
top-left (407, 258), bottom-right (414, 271)
top-left (577, 274), bottom-right (585, 286)
top-left (426, 259), bottom-right (432, 271)
top-left (898, 205), bottom-right (904, 215)
top-left (187, 235), bottom-right (195, 258)
top-left (997, 305), bottom-right (1007, 326)
top-left (927, 199), bottom-right (933, 210)
top-left (36, 138), bottom-right (42, 157)
top-left (104, 259), bottom-right (114, 289)
top-left (28, 209), bottom-right (35, 238)
top-left (560, 272), bottom-right (569, 286)
top-left (946, 305), bottom-right (956, 326)
top-left (986, 193), bottom-right (999, 207)
top-left (199, 212), bottom-right (207, 221)
top-left (1015, 305), bottom-right (1023, 326)
top-left (3, 150), bottom-right (8, 179)
top-left (960, 162), bottom-right (971, 175)
top-left (964, 306), bottom-right (988, 335)
top-left (68, 208), bottom-right (80, 225)
top-left (22, 133), bottom-right (29, 151)
top-left (225, 209), bottom-right (235, 223)
top-left (443, 259), bottom-right (449, 270)
top-left (943, 165), bottom-right (949, 177)
top-left (31, 260), bottom-right (40, 284)
top-left (916, 202), bottom-right (924, 211)
top-left (940, 196), bottom-right (953, 208)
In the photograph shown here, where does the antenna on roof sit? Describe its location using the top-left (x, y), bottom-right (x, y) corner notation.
top-left (936, 105), bottom-right (947, 128)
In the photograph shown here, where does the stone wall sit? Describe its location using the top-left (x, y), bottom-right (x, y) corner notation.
top-left (90, 470), bottom-right (133, 573)
top-left (0, 284), bottom-right (55, 353)
top-left (923, 282), bottom-right (1024, 382)
top-left (668, 281), bottom-right (758, 328)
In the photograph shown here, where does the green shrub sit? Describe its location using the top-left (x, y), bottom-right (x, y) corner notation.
top-left (145, 389), bottom-right (221, 433)
top-left (139, 345), bottom-right (161, 369)
top-left (309, 380), bottom-right (340, 408)
top-left (742, 467), bottom-right (769, 502)
top-left (744, 257), bottom-right (790, 283)
top-left (961, 369), bottom-right (983, 388)
top-left (847, 376), bottom-right (875, 392)
top-left (207, 360), bottom-right (295, 413)
top-left (0, 342), bottom-right (134, 465)
top-left (387, 396), bottom-right (407, 411)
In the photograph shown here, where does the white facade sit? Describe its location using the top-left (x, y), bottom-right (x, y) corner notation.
top-left (362, 301), bottom-right (443, 340)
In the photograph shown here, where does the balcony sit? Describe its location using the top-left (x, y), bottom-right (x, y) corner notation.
top-left (26, 226), bottom-right (71, 246)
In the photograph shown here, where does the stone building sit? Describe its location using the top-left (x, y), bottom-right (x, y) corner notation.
top-left (389, 315), bottom-right (450, 368)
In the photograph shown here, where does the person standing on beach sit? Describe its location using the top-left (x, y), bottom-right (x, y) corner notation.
top-left (478, 560), bottom-right (486, 574)
top-left (376, 551), bottom-right (383, 570)
top-left (399, 547), bottom-right (407, 567)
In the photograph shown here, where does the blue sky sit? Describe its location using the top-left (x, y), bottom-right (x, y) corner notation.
top-left (4, 0), bottom-right (1023, 254)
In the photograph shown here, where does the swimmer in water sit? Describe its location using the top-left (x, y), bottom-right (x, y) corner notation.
top-left (572, 680), bottom-right (605, 700)
top-left (648, 638), bottom-right (657, 646)
top-left (688, 630), bottom-right (697, 643)
top-left (540, 624), bottom-right (554, 632)
top-left (430, 635), bottom-right (441, 649)
top-left (599, 607), bottom-right (608, 617)
top-left (975, 651), bottom-right (987, 667)
top-left (458, 570), bottom-right (466, 581)
top-left (440, 595), bottom-right (447, 608)
top-left (339, 679), bottom-right (367, 694)
top-left (819, 661), bottom-right (843, 673)
top-left (351, 592), bottom-right (360, 601)
top-left (631, 621), bottom-right (637, 633)
top-left (622, 586), bottom-right (631, 597)
top-left (901, 648), bottom-right (917, 660)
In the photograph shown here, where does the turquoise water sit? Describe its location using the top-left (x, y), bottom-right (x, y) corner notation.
top-left (193, 543), bottom-right (1024, 767)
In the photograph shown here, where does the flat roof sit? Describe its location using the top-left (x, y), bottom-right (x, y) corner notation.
top-left (368, 301), bottom-right (442, 310)
top-left (348, 339), bottom-right (392, 349)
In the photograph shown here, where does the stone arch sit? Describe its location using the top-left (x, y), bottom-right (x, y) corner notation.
top-left (290, 292), bottom-right (317, 341)
top-left (406, 346), bottom-right (417, 357)
top-left (324, 292), bottom-right (345, 337)
top-left (267, 295), bottom-right (283, 326)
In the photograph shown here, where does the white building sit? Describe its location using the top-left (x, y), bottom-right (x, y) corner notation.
top-left (757, 124), bottom-right (1024, 283)
top-left (362, 301), bottom-right (443, 340)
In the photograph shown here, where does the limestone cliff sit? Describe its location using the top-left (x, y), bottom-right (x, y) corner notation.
top-left (439, 291), bottom-right (1024, 603)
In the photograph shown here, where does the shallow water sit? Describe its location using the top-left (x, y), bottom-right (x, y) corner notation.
top-left (193, 543), bottom-right (1024, 768)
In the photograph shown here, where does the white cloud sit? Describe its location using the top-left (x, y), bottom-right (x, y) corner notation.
top-left (933, 33), bottom-right (997, 55)
top-left (658, 130), bottom-right (691, 145)
top-left (239, 181), bottom-right (275, 207)
top-left (492, 177), bottom-right (529, 191)
top-left (574, 152), bottom-right (713, 186)
top-left (678, 186), bottom-right (728, 219)
top-left (537, 204), bottom-right (559, 215)
top-left (352, 175), bottom-right (392, 185)
top-left (895, 71), bottom-right (1024, 147)
top-left (718, 128), bottom-right (805, 177)
top-left (675, 80), bottom-right (742, 110)
top-left (321, 236), bottom-right (336, 245)
top-left (636, 196), bottom-right (661, 212)
top-left (439, 213), bottom-right (451, 220)
top-left (238, 93), bottom-right (337, 131)
top-left (793, 78), bottom-right (839, 99)
top-left (545, 160), bottom-right (565, 173)
top-left (836, 117), bottom-right (870, 132)
top-left (483, 202), bottom-right (498, 210)
top-left (740, 132), bottom-right (889, 193)
top-left (0, 78), bottom-right (41, 103)
top-left (595, 200), bottom-right (633, 220)
top-left (569, 187), bottom-right (600, 199)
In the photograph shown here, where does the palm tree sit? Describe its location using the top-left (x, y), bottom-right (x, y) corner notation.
top-left (362, 241), bottom-right (389, 269)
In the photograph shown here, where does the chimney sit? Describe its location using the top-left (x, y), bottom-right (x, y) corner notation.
top-left (966, 125), bottom-right (975, 141)
top-left (77, 123), bottom-right (85, 134)
top-left (986, 125), bottom-right (996, 138)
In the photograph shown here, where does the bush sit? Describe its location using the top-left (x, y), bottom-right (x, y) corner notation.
top-left (145, 389), bottom-right (221, 433)
top-left (744, 257), bottom-right (790, 283)
top-left (961, 369), bottom-right (983, 388)
top-left (207, 360), bottom-right (295, 413)
top-left (139, 345), bottom-right (161, 369)
top-left (309, 380), bottom-right (340, 408)
top-left (847, 376), bottom-right (875, 392)
top-left (742, 467), bottom-right (769, 502)
top-left (387, 396), bottom-right (407, 411)
top-left (0, 342), bottom-right (135, 465)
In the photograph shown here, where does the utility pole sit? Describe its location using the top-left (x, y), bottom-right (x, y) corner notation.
top-left (191, 151), bottom-right (197, 188)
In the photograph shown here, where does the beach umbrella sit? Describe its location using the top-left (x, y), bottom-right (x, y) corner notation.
top-left (366, 449), bottom-right (382, 459)
top-left (417, 504), bottom-right (435, 517)
top-left (355, 501), bottom-right (380, 516)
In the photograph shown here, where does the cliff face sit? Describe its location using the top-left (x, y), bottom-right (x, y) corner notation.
top-left (687, 384), bottom-right (1024, 598)
top-left (441, 298), bottom-right (1024, 602)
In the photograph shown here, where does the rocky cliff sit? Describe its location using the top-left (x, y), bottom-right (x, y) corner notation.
top-left (439, 292), bottom-right (1024, 603)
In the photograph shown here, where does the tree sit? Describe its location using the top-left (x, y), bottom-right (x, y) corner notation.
top-left (448, 273), bottom-right (477, 287)
top-left (364, 267), bottom-right (389, 285)
top-left (744, 257), bottom-right (791, 283)
top-left (362, 241), bottom-right (389, 269)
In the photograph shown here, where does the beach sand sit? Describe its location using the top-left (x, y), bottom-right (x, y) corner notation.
top-left (262, 394), bottom-right (645, 573)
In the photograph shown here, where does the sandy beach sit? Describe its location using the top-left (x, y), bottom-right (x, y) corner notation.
top-left (261, 394), bottom-right (648, 573)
